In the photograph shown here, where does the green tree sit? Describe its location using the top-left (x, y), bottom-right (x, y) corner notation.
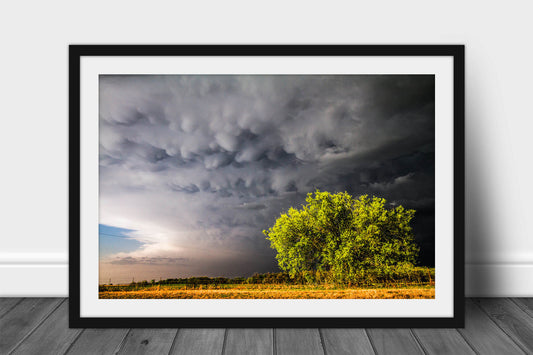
top-left (263, 191), bottom-right (419, 284)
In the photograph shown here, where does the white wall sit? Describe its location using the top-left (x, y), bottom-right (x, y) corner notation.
top-left (1, 1), bottom-right (532, 297)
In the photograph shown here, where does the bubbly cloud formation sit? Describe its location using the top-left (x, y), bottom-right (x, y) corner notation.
top-left (98, 75), bottom-right (435, 283)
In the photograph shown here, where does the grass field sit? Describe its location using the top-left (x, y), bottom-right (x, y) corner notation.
top-left (99, 283), bottom-right (434, 299)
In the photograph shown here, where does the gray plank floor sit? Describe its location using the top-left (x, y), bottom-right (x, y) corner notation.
top-left (0, 298), bottom-right (532, 354)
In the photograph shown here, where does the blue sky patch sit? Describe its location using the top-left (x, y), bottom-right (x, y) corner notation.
top-left (99, 224), bottom-right (143, 258)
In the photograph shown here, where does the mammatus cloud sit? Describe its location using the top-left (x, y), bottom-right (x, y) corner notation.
top-left (99, 75), bottom-right (435, 283)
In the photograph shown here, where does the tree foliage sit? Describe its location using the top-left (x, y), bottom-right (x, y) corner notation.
top-left (263, 191), bottom-right (420, 285)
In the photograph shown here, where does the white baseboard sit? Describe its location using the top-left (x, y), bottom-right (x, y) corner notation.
top-left (0, 264), bottom-right (68, 297)
top-left (465, 263), bottom-right (533, 297)
top-left (0, 252), bottom-right (68, 296)
top-left (1, 254), bottom-right (532, 297)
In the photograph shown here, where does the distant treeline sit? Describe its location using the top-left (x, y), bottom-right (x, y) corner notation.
top-left (102, 272), bottom-right (292, 289)
top-left (155, 272), bottom-right (293, 285)
top-left (100, 267), bottom-right (434, 292)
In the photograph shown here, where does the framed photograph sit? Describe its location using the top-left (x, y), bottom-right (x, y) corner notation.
top-left (70, 45), bottom-right (464, 328)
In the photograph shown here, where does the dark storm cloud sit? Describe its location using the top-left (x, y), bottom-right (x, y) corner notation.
top-left (233, 203), bottom-right (267, 211)
top-left (99, 75), bottom-right (435, 279)
top-left (110, 256), bottom-right (189, 265)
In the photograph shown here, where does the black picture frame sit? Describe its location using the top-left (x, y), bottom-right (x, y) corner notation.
top-left (69, 45), bottom-right (465, 328)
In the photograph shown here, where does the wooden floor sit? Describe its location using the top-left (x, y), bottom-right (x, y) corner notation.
top-left (1, 298), bottom-right (533, 354)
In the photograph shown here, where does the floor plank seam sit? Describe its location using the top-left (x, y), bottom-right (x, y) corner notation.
top-left (455, 328), bottom-right (481, 355)
top-left (409, 329), bottom-right (428, 355)
top-left (317, 329), bottom-right (328, 355)
top-left (167, 328), bottom-right (180, 355)
top-left (473, 299), bottom-right (528, 355)
top-left (502, 298), bottom-right (533, 354)
top-left (7, 298), bottom-right (66, 355)
top-left (62, 328), bottom-right (85, 355)
top-left (221, 328), bottom-right (228, 355)
top-left (272, 329), bottom-right (277, 355)
top-left (0, 298), bottom-right (24, 320)
top-left (363, 329), bottom-right (378, 355)
top-left (509, 298), bottom-right (533, 319)
top-left (114, 328), bottom-right (132, 355)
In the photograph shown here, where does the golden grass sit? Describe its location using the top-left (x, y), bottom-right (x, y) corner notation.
top-left (99, 284), bottom-right (434, 299)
